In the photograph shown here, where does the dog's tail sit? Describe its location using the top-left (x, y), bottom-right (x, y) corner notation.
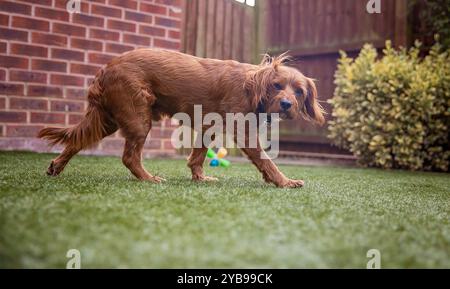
top-left (38, 69), bottom-right (108, 151)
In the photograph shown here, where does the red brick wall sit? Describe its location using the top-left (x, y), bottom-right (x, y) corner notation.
top-left (0, 0), bottom-right (181, 157)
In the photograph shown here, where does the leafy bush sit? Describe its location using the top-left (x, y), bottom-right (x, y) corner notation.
top-left (328, 41), bottom-right (450, 171)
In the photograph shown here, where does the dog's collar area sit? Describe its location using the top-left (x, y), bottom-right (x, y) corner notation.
top-left (257, 100), bottom-right (271, 126)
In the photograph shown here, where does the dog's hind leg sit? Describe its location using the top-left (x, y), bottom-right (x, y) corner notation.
top-left (46, 145), bottom-right (80, 176)
top-left (117, 89), bottom-right (165, 183)
top-left (46, 123), bottom-right (118, 176)
top-left (121, 133), bottom-right (165, 183)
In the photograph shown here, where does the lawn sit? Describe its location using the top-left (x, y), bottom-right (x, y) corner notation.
top-left (0, 151), bottom-right (449, 268)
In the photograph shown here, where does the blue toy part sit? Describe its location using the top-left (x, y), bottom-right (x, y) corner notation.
top-left (210, 159), bottom-right (220, 167)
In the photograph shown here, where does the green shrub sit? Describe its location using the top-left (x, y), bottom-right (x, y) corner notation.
top-left (328, 41), bottom-right (450, 171)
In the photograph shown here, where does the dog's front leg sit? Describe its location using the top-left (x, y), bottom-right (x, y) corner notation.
top-left (187, 147), bottom-right (219, 182)
top-left (240, 140), bottom-right (304, 188)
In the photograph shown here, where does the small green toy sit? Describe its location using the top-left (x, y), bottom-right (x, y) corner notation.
top-left (206, 148), bottom-right (230, 168)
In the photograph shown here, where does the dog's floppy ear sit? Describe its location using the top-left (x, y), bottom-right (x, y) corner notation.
top-left (303, 78), bottom-right (325, 125)
top-left (245, 56), bottom-right (276, 111)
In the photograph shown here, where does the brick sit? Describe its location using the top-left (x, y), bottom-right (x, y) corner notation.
top-left (150, 127), bottom-right (173, 139)
top-left (51, 100), bottom-right (84, 112)
top-left (0, 56), bottom-right (28, 69)
top-left (51, 48), bottom-right (84, 62)
top-left (53, 23), bottom-right (86, 37)
top-left (73, 13), bottom-right (104, 28)
top-left (10, 97), bottom-right (48, 110)
top-left (0, 97), bottom-right (5, 109)
top-left (35, 7), bottom-right (69, 22)
top-left (90, 28), bottom-right (120, 41)
top-left (32, 32), bottom-right (67, 47)
top-left (0, 28), bottom-right (28, 42)
top-left (30, 112), bottom-right (65, 124)
top-left (155, 17), bottom-right (181, 28)
top-left (139, 25), bottom-right (165, 37)
top-left (91, 4), bottom-right (122, 18)
top-left (0, 138), bottom-right (27, 149)
top-left (154, 38), bottom-right (180, 50)
top-left (6, 125), bottom-right (44, 137)
top-left (10, 43), bottom-right (48, 57)
top-left (105, 43), bottom-right (134, 54)
top-left (71, 38), bottom-right (103, 51)
top-left (107, 19), bottom-right (136, 32)
top-left (102, 138), bottom-right (124, 150)
top-left (168, 30), bottom-right (180, 39)
top-left (32, 59), bottom-right (67, 73)
top-left (163, 139), bottom-right (174, 150)
top-left (70, 63), bottom-right (101, 75)
top-left (0, 69), bottom-right (5, 81)
top-left (50, 74), bottom-right (85, 87)
top-left (0, 1), bottom-right (31, 15)
top-left (27, 85), bottom-right (63, 98)
top-left (123, 34), bottom-right (150, 46)
top-left (108, 0), bottom-right (137, 9)
top-left (66, 88), bottom-right (86, 100)
top-left (0, 82), bottom-right (24, 96)
top-left (165, 118), bottom-right (178, 127)
top-left (0, 13), bottom-right (8, 26)
top-left (10, 70), bottom-right (47, 83)
top-left (12, 16), bottom-right (49, 32)
top-left (144, 139), bottom-right (162, 149)
top-left (68, 114), bottom-right (84, 125)
top-left (18, 0), bottom-right (52, 5)
top-left (140, 3), bottom-right (167, 15)
top-left (0, 111), bottom-right (27, 123)
top-left (154, 0), bottom-right (182, 6)
top-left (125, 11), bottom-right (152, 23)
top-left (88, 53), bottom-right (115, 65)
top-left (0, 42), bottom-right (5, 53)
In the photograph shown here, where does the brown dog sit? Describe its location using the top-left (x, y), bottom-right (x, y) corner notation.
top-left (38, 49), bottom-right (324, 188)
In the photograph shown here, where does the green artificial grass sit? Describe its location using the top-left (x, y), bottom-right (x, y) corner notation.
top-left (0, 151), bottom-right (449, 268)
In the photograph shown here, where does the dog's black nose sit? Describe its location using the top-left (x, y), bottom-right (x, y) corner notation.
top-left (280, 99), bottom-right (292, 110)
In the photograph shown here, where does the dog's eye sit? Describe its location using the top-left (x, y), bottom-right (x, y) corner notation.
top-left (273, 83), bottom-right (283, 90)
top-left (295, 89), bottom-right (303, 97)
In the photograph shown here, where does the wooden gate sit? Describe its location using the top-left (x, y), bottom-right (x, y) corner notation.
top-left (182, 0), bottom-right (408, 154)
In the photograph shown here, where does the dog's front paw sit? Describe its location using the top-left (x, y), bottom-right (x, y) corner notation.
top-left (146, 175), bottom-right (166, 183)
top-left (277, 179), bottom-right (304, 188)
top-left (192, 175), bottom-right (219, 182)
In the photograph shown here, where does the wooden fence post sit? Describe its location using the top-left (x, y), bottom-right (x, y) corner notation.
top-left (394, 0), bottom-right (408, 47)
top-left (254, 0), bottom-right (268, 63)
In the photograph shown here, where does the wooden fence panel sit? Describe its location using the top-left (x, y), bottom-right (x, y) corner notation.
top-left (264, 0), bottom-right (398, 56)
top-left (182, 0), bottom-right (256, 63)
